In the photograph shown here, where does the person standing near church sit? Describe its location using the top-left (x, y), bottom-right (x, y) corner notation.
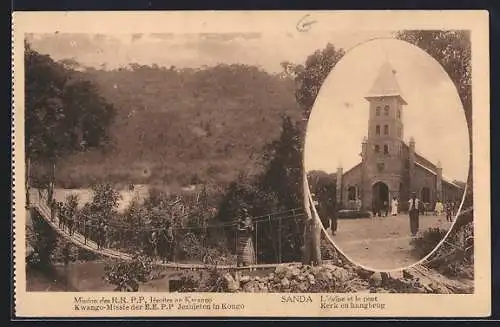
top-left (408, 192), bottom-right (420, 237)
top-left (391, 196), bottom-right (398, 216)
top-left (445, 200), bottom-right (454, 222)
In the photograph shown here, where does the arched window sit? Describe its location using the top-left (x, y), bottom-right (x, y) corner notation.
top-left (376, 106), bottom-right (381, 116)
top-left (397, 109), bottom-right (401, 119)
top-left (374, 144), bottom-right (380, 153)
top-left (384, 105), bottom-right (390, 116)
top-left (376, 125), bottom-right (380, 135)
top-left (347, 186), bottom-right (356, 201)
top-left (384, 125), bottom-right (389, 135)
top-left (384, 144), bottom-right (389, 155)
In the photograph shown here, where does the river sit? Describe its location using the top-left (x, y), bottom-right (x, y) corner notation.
top-left (26, 260), bottom-right (184, 292)
top-left (51, 184), bottom-right (151, 213)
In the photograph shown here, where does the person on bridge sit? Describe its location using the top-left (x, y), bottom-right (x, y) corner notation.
top-left (50, 198), bottom-right (57, 222)
top-left (150, 231), bottom-right (159, 259)
top-left (408, 192), bottom-right (420, 237)
top-left (97, 221), bottom-right (105, 250)
top-left (66, 212), bottom-right (74, 236)
top-left (165, 223), bottom-right (175, 262)
top-left (236, 208), bottom-right (255, 267)
top-left (59, 205), bottom-right (67, 231)
top-left (83, 217), bottom-right (89, 245)
top-left (103, 222), bottom-right (111, 247)
top-left (158, 222), bottom-right (175, 263)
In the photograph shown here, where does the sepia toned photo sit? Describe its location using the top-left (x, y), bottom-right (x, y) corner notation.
top-left (305, 38), bottom-right (470, 271)
top-left (12, 11), bottom-right (490, 317)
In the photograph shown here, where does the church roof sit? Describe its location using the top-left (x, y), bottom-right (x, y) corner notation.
top-left (402, 141), bottom-right (464, 189)
top-left (365, 62), bottom-right (407, 105)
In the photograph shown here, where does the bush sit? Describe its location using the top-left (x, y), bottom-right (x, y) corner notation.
top-left (177, 268), bottom-right (230, 293)
top-left (320, 235), bottom-right (338, 261)
top-left (420, 222), bottom-right (474, 279)
top-left (177, 271), bottom-right (201, 292)
top-left (337, 209), bottom-right (371, 219)
top-left (410, 227), bottom-right (447, 259)
top-left (103, 256), bottom-right (156, 292)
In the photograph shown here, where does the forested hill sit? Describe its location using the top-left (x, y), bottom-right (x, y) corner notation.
top-left (55, 63), bottom-right (301, 188)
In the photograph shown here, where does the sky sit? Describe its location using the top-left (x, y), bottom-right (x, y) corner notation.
top-left (304, 38), bottom-right (469, 182)
top-left (26, 31), bottom-right (394, 73)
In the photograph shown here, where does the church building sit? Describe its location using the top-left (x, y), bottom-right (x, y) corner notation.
top-left (335, 62), bottom-right (464, 212)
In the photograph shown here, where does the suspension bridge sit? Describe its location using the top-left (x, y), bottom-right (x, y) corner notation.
top-left (28, 189), bottom-right (307, 271)
top-left (27, 188), bottom-right (474, 278)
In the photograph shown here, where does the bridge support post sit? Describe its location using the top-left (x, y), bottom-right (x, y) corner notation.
top-left (278, 217), bottom-right (282, 263)
top-left (302, 202), bottom-right (322, 266)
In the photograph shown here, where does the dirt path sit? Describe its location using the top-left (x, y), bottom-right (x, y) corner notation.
top-left (328, 214), bottom-right (453, 270)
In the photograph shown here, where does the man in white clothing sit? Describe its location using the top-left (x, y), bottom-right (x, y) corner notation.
top-left (391, 196), bottom-right (398, 216)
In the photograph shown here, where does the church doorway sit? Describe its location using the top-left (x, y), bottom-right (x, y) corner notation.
top-left (421, 187), bottom-right (431, 204)
top-left (372, 182), bottom-right (389, 215)
top-left (347, 186), bottom-right (356, 201)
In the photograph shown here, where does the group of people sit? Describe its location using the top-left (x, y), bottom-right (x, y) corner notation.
top-left (407, 193), bottom-right (459, 237)
top-left (372, 197), bottom-right (399, 217)
top-left (46, 195), bottom-right (176, 262)
top-left (49, 198), bottom-right (111, 248)
top-left (148, 223), bottom-right (176, 263)
top-left (433, 199), bottom-right (458, 222)
top-left (50, 199), bottom-right (76, 236)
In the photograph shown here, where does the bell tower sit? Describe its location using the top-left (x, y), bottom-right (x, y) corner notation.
top-left (363, 62), bottom-right (408, 204)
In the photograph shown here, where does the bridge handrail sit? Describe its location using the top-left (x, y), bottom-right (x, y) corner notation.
top-left (31, 188), bottom-right (305, 232)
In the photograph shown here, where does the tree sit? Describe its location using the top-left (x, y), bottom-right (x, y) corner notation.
top-left (395, 30), bottom-right (473, 228)
top-left (122, 196), bottom-right (147, 248)
top-left (282, 43), bottom-right (346, 120)
top-left (25, 42), bottom-right (116, 199)
top-left (281, 43), bottom-right (345, 264)
top-left (89, 183), bottom-right (121, 220)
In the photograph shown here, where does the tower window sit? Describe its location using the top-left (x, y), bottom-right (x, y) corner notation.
top-left (384, 144), bottom-right (389, 155)
top-left (397, 127), bottom-right (401, 137)
top-left (384, 105), bottom-right (390, 116)
top-left (376, 125), bottom-right (380, 135)
top-left (397, 109), bottom-right (401, 119)
top-left (384, 125), bottom-right (389, 135)
top-left (374, 145), bottom-right (380, 153)
top-left (376, 106), bottom-right (381, 116)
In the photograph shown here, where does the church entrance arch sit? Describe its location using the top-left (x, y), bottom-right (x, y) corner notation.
top-left (372, 182), bottom-right (389, 213)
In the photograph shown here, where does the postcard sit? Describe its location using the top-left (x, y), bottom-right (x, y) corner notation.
top-left (12, 10), bottom-right (490, 317)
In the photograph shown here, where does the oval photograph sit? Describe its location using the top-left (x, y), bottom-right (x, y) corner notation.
top-left (304, 39), bottom-right (469, 271)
